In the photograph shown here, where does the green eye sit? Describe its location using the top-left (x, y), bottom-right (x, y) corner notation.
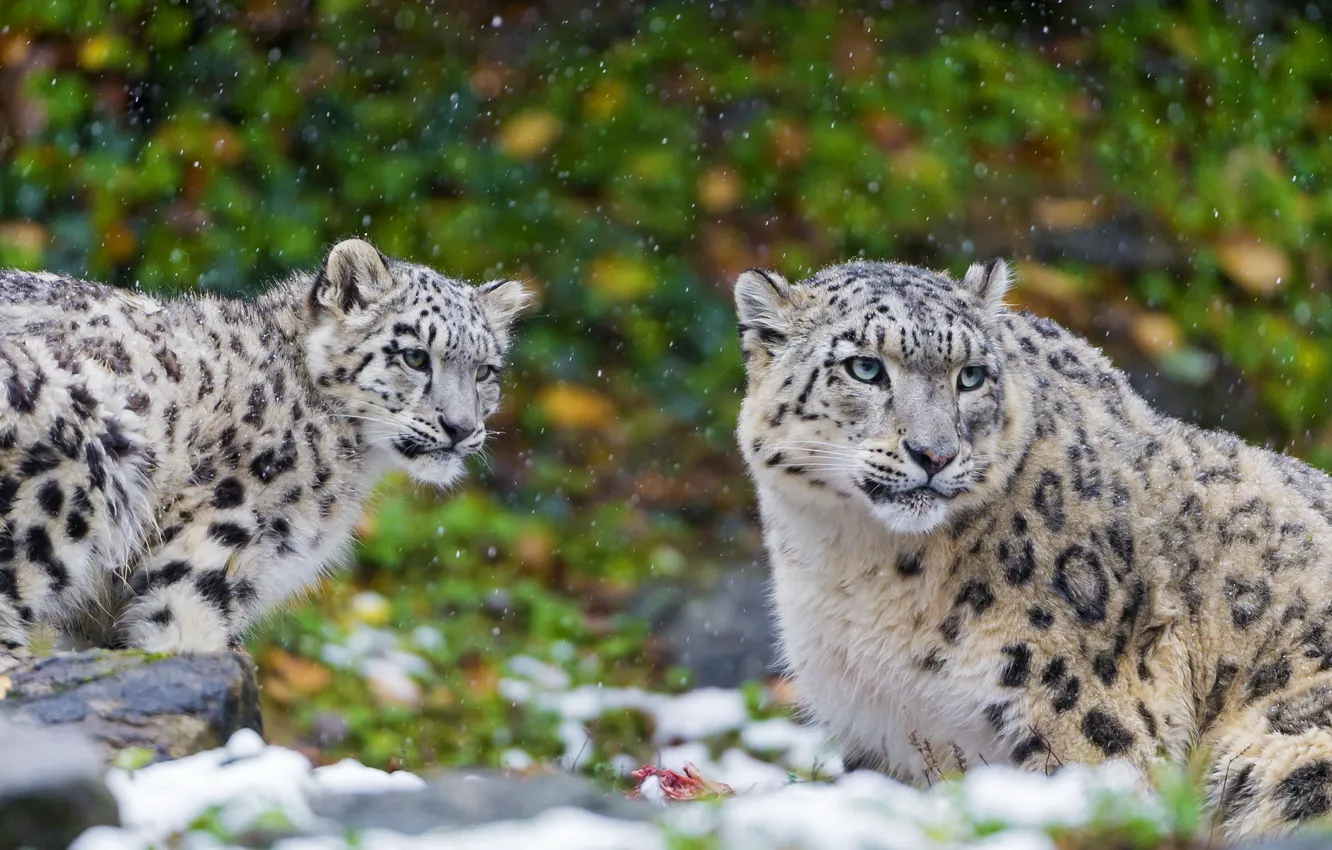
top-left (401, 348), bottom-right (430, 371)
top-left (958, 365), bottom-right (986, 391)
top-left (846, 357), bottom-right (885, 384)
top-left (475, 364), bottom-right (497, 381)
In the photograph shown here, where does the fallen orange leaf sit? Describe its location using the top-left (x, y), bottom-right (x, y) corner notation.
top-left (266, 649), bottom-right (333, 696)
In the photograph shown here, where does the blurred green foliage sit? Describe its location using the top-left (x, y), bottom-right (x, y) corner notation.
top-left (1, 0), bottom-right (1330, 777)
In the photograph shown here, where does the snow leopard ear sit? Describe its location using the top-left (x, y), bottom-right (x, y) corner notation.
top-left (311, 239), bottom-right (396, 317)
top-left (735, 269), bottom-right (797, 356)
top-left (476, 279), bottom-right (533, 348)
top-left (959, 258), bottom-right (1011, 317)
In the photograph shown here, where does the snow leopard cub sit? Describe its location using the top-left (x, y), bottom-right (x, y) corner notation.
top-left (0, 239), bottom-right (529, 662)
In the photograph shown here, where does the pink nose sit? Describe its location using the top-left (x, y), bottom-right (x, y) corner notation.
top-left (904, 442), bottom-right (956, 477)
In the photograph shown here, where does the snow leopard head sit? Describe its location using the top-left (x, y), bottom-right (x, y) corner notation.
top-left (734, 259), bottom-right (1014, 534)
top-left (305, 239), bottom-right (531, 487)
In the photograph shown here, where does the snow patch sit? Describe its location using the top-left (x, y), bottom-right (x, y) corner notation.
top-left (313, 758), bottom-right (426, 793)
top-left (93, 732), bottom-right (320, 842)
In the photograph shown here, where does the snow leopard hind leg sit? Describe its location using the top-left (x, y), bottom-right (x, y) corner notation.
top-left (0, 336), bottom-right (152, 671)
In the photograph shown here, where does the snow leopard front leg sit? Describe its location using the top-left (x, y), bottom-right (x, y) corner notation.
top-left (122, 518), bottom-right (258, 652)
top-left (120, 498), bottom-right (317, 652)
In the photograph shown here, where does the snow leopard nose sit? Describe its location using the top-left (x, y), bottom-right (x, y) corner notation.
top-left (904, 441), bottom-right (956, 477)
top-left (438, 416), bottom-right (477, 447)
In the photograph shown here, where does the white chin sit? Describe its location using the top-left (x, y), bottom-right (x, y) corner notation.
top-left (869, 496), bottom-right (951, 535)
top-left (404, 455), bottom-right (466, 488)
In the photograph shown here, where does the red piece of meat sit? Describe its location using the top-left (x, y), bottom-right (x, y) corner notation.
top-left (628, 762), bottom-right (735, 801)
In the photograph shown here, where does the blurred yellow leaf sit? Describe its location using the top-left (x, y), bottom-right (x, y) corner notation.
top-left (587, 254), bottom-right (654, 301)
top-left (538, 382), bottom-right (617, 430)
top-left (890, 147), bottom-right (947, 184)
top-left (1217, 235), bottom-right (1290, 297)
top-left (463, 660), bottom-right (499, 699)
top-left (427, 684), bottom-right (456, 709)
top-left (1013, 262), bottom-right (1083, 305)
top-left (1129, 312), bottom-right (1182, 359)
top-left (1298, 339), bottom-right (1325, 377)
top-left (1223, 146), bottom-right (1282, 188)
top-left (266, 649), bottom-right (333, 697)
top-left (698, 166), bottom-right (742, 214)
top-left (1163, 23), bottom-right (1199, 60)
top-left (582, 79), bottom-right (628, 122)
top-left (0, 222), bottom-right (47, 258)
top-left (0, 36), bottom-right (30, 67)
top-left (1032, 198), bottom-right (1098, 230)
top-left (515, 529), bottom-right (556, 571)
top-left (347, 591), bottom-right (391, 626)
top-left (497, 110), bottom-right (562, 160)
top-left (628, 150), bottom-right (677, 182)
top-left (263, 679), bottom-right (296, 706)
top-left (78, 34), bottom-right (117, 71)
top-left (468, 65), bottom-right (505, 100)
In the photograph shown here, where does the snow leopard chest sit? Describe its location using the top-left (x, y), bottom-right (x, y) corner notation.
top-left (772, 548), bottom-right (1018, 780)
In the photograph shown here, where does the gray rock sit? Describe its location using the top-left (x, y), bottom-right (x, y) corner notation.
top-left (0, 719), bottom-right (119, 850)
top-left (1228, 836), bottom-right (1332, 850)
top-left (635, 566), bottom-right (782, 689)
top-left (310, 770), bottom-right (652, 835)
top-left (1032, 215), bottom-right (1178, 273)
top-left (0, 649), bottom-right (262, 765)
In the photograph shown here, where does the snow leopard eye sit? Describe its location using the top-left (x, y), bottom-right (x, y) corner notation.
top-left (846, 356), bottom-right (885, 384)
top-left (401, 348), bottom-right (430, 371)
top-left (475, 364), bottom-right (497, 381)
top-left (958, 365), bottom-right (986, 391)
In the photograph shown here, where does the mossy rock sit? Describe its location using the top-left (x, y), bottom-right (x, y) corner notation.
top-left (0, 650), bottom-right (263, 765)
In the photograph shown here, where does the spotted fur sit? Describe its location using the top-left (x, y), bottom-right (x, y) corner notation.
top-left (0, 239), bottom-right (529, 659)
top-left (736, 258), bottom-right (1332, 839)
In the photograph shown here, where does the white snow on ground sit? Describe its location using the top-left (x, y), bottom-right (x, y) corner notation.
top-left (99, 728), bottom-right (321, 839)
top-left (313, 758), bottom-right (428, 794)
top-left (76, 728), bottom-right (431, 848)
top-left (500, 655), bottom-right (843, 788)
top-left (70, 660), bottom-right (1180, 850)
top-left (272, 811), bottom-right (665, 850)
top-left (73, 725), bottom-right (1167, 850)
top-left (958, 760), bottom-right (1143, 829)
top-left (535, 684), bottom-right (758, 774)
top-left (319, 621), bottom-right (435, 708)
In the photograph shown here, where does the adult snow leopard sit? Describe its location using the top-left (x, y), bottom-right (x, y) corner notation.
top-left (0, 239), bottom-right (528, 661)
top-left (736, 258), bottom-right (1332, 838)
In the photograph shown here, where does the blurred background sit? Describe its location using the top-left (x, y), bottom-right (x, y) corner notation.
top-left (0, 0), bottom-right (1329, 777)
